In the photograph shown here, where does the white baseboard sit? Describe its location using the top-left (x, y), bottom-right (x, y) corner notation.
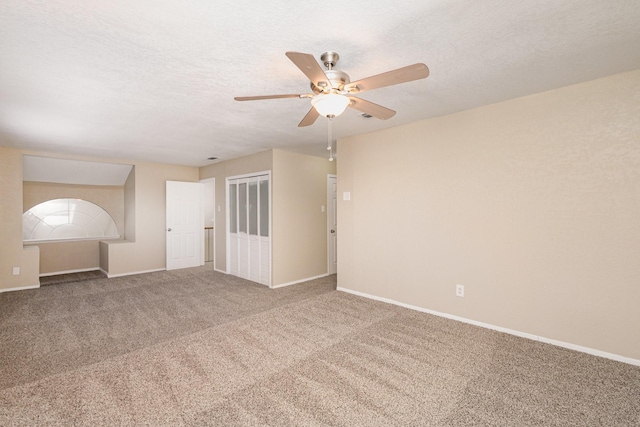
top-left (337, 287), bottom-right (640, 367)
top-left (40, 267), bottom-right (100, 277)
top-left (214, 267), bottom-right (227, 274)
top-left (0, 283), bottom-right (40, 293)
top-left (104, 268), bottom-right (165, 278)
top-left (271, 273), bottom-right (330, 289)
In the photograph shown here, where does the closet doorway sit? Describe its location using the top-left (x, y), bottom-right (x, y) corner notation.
top-left (227, 172), bottom-right (270, 286)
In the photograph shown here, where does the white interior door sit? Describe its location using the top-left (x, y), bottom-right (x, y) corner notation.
top-left (227, 174), bottom-right (270, 286)
top-left (328, 175), bottom-right (337, 275)
top-left (166, 181), bottom-right (203, 270)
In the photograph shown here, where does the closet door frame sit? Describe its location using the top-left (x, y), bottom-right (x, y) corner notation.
top-left (226, 171), bottom-right (271, 286)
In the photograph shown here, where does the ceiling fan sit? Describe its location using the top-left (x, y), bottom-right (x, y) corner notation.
top-left (234, 51), bottom-right (429, 127)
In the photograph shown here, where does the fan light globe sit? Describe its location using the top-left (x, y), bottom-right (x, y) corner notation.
top-left (311, 93), bottom-right (350, 117)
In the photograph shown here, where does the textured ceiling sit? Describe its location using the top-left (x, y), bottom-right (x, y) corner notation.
top-left (1, 0), bottom-right (640, 167)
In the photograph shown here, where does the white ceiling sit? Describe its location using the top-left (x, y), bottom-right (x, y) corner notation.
top-left (1, 1), bottom-right (640, 167)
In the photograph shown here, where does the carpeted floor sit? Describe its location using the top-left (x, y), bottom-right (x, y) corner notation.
top-left (0, 266), bottom-right (638, 426)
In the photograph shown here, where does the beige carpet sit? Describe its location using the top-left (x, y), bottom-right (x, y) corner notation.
top-left (1, 266), bottom-right (638, 425)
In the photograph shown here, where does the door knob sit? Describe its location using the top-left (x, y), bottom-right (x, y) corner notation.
top-left (167, 228), bottom-right (172, 232)
top-left (330, 229), bottom-right (335, 233)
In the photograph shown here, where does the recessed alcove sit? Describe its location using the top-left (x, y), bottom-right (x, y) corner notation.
top-left (22, 156), bottom-right (134, 276)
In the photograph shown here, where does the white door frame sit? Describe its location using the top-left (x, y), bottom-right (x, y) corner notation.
top-left (200, 177), bottom-right (215, 270)
top-left (327, 174), bottom-right (337, 275)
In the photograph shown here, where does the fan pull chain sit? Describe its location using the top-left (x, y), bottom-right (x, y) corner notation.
top-left (327, 116), bottom-right (334, 162)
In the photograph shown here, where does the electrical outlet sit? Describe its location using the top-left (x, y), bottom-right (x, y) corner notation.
top-left (12, 267), bottom-right (20, 276)
top-left (456, 284), bottom-right (464, 297)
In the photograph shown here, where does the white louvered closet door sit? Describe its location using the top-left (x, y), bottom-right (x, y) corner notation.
top-left (227, 174), bottom-right (270, 286)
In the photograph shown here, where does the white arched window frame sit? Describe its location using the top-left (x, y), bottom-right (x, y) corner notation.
top-left (23, 198), bottom-right (120, 242)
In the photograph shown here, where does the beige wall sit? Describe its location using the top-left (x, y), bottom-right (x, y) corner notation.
top-left (22, 181), bottom-right (125, 275)
top-left (272, 150), bottom-right (336, 285)
top-left (123, 166), bottom-right (136, 241)
top-left (0, 147), bottom-right (39, 290)
top-left (99, 240), bottom-right (109, 272)
top-left (199, 150), bottom-right (273, 273)
top-left (104, 161), bottom-right (198, 276)
top-left (34, 241), bottom-right (99, 275)
top-left (337, 69), bottom-right (640, 360)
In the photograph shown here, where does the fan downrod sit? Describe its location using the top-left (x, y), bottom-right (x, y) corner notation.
top-left (321, 52), bottom-right (340, 69)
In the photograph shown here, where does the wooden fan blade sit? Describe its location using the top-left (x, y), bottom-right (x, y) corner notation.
top-left (298, 107), bottom-right (320, 127)
top-left (348, 97), bottom-right (396, 120)
top-left (346, 63), bottom-right (429, 93)
top-left (234, 94), bottom-right (304, 101)
top-left (286, 51), bottom-right (332, 88)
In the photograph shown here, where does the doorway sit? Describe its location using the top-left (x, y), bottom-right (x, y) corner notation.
top-left (200, 178), bottom-right (216, 269)
top-left (227, 172), bottom-right (271, 286)
top-left (328, 175), bottom-right (337, 275)
top-left (166, 181), bottom-right (204, 270)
